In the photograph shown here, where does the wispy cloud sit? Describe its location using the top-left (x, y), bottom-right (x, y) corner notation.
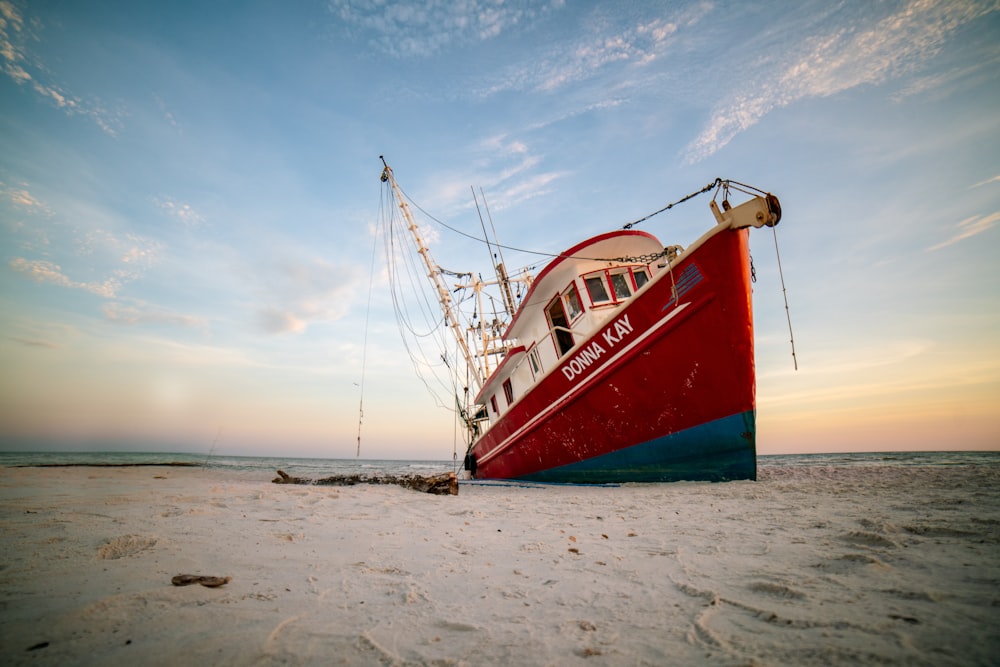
top-left (9, 258), bottom-right (123, 297)
top-left (156, 197), bottom-right (205, 227)
top-left (472, 10), bottom-right (695, 99)
top-left (153, 94), bottom-right (181, 131)
top-left (889, 60), bottom-right (995, 102)
top-left (0, 1), bottom-right (124, 135)
top-left (536, 17), bottom-right (679, 93)
top-left (523, 98), bottom-right (628, 133)
top-left (685, 0), bottom-right (997, 162)
top-left (970, 175), bottom-right (1000, 189)
top-left (8, 336), bottom-right (60, 349)
top-left (5, 321), bottom-right (77, 350)
top-left (0, 180), bottom-right (54, 216)
top-left (254, 258), bottom-right (359, 334)
top-left (329, 0), bottom-right (565, 58)
top-left (440, 135), bottom-right (566, 212)
top-left (103, 301), bottom-right (209, 333)
top-left (927, 211), bottom-right (1000, 251)
top-left (760, 340), bottom-right (1000, 416)
top-left (10, 230), bottom-right (163, 298)
top-left (6, 187), bottom-right (43, 210)
top-left (74, 230), bottom-right (163, 266)
top-left (1, 182), bottom-right (55, 256)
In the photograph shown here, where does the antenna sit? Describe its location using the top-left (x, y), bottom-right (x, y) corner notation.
top-left (480, 188), bottom-right (517, 315)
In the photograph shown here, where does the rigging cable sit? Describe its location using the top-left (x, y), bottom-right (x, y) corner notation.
top-left (453, 335), bottom-right (461, 475)
top-left (471, 186), bottom-right (496, 275)
top-left (204, 426), bottom-right (223, 466)
top-left (480, 187), bottom-right (508, 270)
top-left (356, 193), bottom-right (384, 458)
top-left (771, 225), bottom-right (798, 370)
top-left (381, 180), bottom-right (465, 414)
top-left (394, 178), bottom-right (726, 264)
top-left (479, 187), bottom-right (517, 314)
top-left (622, 178), bottom-right (722, 229)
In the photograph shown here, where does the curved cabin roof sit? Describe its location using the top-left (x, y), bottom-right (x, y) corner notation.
top-left (505, 229), bottom-right (663, 340)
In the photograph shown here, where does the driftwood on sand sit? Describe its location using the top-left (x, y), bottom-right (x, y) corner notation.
top-left (272, 469), bottom-right (458, 495)
top-left (171, 574), bottom-right (232, 588)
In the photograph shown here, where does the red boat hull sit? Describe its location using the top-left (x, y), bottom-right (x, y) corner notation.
top-left (470, 227), bottom-right (757, 483)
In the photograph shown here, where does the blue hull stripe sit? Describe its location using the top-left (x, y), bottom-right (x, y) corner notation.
top-left (661, 264), bottom-right (703, 310)
top-left (516, 410), bottom-right (757, 484)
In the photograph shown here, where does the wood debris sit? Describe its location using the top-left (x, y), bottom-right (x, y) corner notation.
top-left (272, 469), bottom-right (458, 495)
top-left (171, 574), bottom-right (232, 587)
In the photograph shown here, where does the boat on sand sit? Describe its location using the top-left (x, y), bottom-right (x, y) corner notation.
top-left (377, 159), bottom-right (782, 483)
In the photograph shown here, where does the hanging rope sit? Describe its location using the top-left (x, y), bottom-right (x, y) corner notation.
top-left (771, 226), bottom-right (798, 370)
top-left (380, 178), bottom-right (467, 416)
top-left (356, 198), bottom-right (383, 458)
top-left (204, 426), bottom-right (223, 465)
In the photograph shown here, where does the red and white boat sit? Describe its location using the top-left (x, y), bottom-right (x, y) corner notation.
top-left (378, 159), bottom-right (781, 483)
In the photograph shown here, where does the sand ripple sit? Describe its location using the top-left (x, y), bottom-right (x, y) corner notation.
top-left (96, 535), bottom-right (158, 560)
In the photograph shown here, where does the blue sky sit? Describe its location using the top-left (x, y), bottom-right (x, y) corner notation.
top-left (1, 0), bottom-right (997, 459)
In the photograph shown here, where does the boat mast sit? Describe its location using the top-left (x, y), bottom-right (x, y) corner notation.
top-left (380, 157), bottom-right (485, 392)
top-left (477, 187), bottom-right (517, 317)
top-left (470, 187), bottom-right (516, 380)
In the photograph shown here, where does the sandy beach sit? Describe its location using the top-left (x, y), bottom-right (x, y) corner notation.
top-left (1, 462), bottom-right (998, 666)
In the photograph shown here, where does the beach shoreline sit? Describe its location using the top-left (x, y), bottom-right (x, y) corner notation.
top-left (1, 461), bottom-right (998, 665)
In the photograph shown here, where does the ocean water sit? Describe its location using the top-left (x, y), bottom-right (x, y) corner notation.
top-left (759, 450), bottom-right (1000, 468)
top-left (0, 449), bottom-right (996, 478)
top-left (0, 450), bottom-right (457, 478)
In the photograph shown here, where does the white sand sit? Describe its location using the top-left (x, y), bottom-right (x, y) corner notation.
top-left (1, 463), bottom-right (998, 666)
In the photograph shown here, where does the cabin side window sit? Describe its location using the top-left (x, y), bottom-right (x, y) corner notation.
top-left (562, 283), bottom-right (583, 321)
top-left (490, 395), bottom-right (499, 415)
top-left (528, 345), bottom-right (542, 378)
top-left (546, 295), bottom-right (575, 357)
top-left (633, 267), bottom-right (650, 290)
top-left (502, 379), bottom-right (514, 406)
top-left (584, 274), bottom-right (611, 305)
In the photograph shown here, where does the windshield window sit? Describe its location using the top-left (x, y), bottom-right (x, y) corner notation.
top-left (610, 272), bottom-right (632, 300)
top-left (585, 275), bottom-right (610, 303)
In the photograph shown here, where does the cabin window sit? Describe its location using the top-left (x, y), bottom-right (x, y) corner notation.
top-left (490, 395), bottom-right (499, 415)
top-left (562, 284), bottom-right (583, 321)
top-left (584, 275), bottom-right (610, 304)
top-left (585, 267), bottom-right (648, 305)
top-left (546, 295), bottom-right (575, 357)
top-left (528, 346), bottom-right (542, 378)
top-left (610, 271), bottom-right (632, 300)
top-left (633, 268), bottom-right (649, 290)
top-left (502, 379), bottom-right (514, 406)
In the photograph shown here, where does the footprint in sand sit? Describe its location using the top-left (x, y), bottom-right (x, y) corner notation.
top-left (275, 532), bottom-right (304, 542)
top-left (838, 530), bottom-right (898, 549)
top-left (97, 535), bottom-right (158, 560)
top-left (747, 581), bottom-right (806, 600)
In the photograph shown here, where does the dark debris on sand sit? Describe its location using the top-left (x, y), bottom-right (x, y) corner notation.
top-left (271, 469), bottom-right (458, 495)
